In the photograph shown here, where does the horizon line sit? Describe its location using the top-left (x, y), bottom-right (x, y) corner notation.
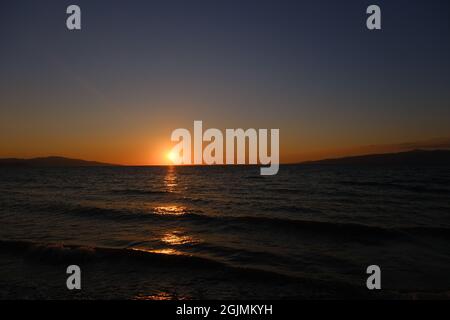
top-left (2, 148), bottom-right (450, 167)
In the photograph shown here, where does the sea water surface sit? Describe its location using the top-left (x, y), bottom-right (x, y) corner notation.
top-left (1, 165), bottom-right (450, 299)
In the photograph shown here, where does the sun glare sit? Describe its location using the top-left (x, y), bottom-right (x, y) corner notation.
top-left (166, 151), bottom-right (177, 164)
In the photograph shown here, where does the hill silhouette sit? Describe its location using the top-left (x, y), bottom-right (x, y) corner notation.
top-left (0, 156), bottom-right (116, 167)
top-left (302, 149), bottom-right (450, 166)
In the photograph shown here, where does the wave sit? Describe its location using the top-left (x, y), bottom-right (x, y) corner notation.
top-left (0, 239), bottom-right (307, 283)
top-left (0, 239), bottom-right (221, 267)
top-left (1, 239), bottom-right (447, 299)
top-left (26, 202), bottom-right (450, 240)
top-left (188, 242), bottom-right (300, 267)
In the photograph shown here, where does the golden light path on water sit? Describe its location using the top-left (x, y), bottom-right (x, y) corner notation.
top-left (163, 166), bottom-right (178, 192)
top-left (134, 292), bottom-right (173, 300)
top-left (131, 167), bottom-right (198, 260)
top-left (153, 205), bottom-right (187, 216)
top-left (134, 291), bottom-right (189, 301)
top-left (152, 166), bottom-right (189, 217)
top-left (131, 230), bottom-right (198, 255)
top-left (130, 247), bottom-right (184, 256)
top-left (161, 231), bottom-right (197, 245)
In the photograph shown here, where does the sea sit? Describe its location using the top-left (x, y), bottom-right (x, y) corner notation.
top-left (1, 165), bottom-right (449, 299)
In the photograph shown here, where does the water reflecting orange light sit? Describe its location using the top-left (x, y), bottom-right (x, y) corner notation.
top-left (161, 231), bottom-right (196, 245)
top-left (153, 205), bottom-right (186, 216)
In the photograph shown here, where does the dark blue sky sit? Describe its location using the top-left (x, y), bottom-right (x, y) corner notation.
top-left (1, 0), bottom-right (449, 164)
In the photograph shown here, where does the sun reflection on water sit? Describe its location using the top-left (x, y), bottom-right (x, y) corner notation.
top-left (134, 291), bottom-right (189, 300)
top-left (164, 166), bottom-right (178, 192)
top-left (129, 230), bottom-right (198, 256)
top-left (153, 205), bottom-right (187, 216)
top-left (130, 247), bottom-right (183, 255)
top-left (161, 231), bottom-right (197, 245)
top-left (135, 292), bottom-right (173, 300)
top-left (149, 248), bottom-right (182, 255)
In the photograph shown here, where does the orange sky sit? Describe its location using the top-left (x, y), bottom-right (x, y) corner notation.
top-left (2, 2), bottom-right (450, 166)
top-left (1, 118), bottom-right (449, 166)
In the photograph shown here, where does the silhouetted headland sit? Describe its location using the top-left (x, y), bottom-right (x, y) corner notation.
top-left (0, 156), bottom-right (116, 167)
top-left (302, 149), bottom-right (450, 166)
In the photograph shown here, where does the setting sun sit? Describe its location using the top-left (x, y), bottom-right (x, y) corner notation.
top-left (166, 151), bottom-right (177, 164)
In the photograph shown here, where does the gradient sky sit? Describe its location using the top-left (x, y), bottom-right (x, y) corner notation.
top-left (1, 0), bottom-right (449, 164)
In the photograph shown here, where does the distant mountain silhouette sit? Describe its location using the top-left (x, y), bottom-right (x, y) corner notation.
top-left (301, 149), bottom-right (450, 166)
top-left (0, 156), bottom-right (116, 167)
